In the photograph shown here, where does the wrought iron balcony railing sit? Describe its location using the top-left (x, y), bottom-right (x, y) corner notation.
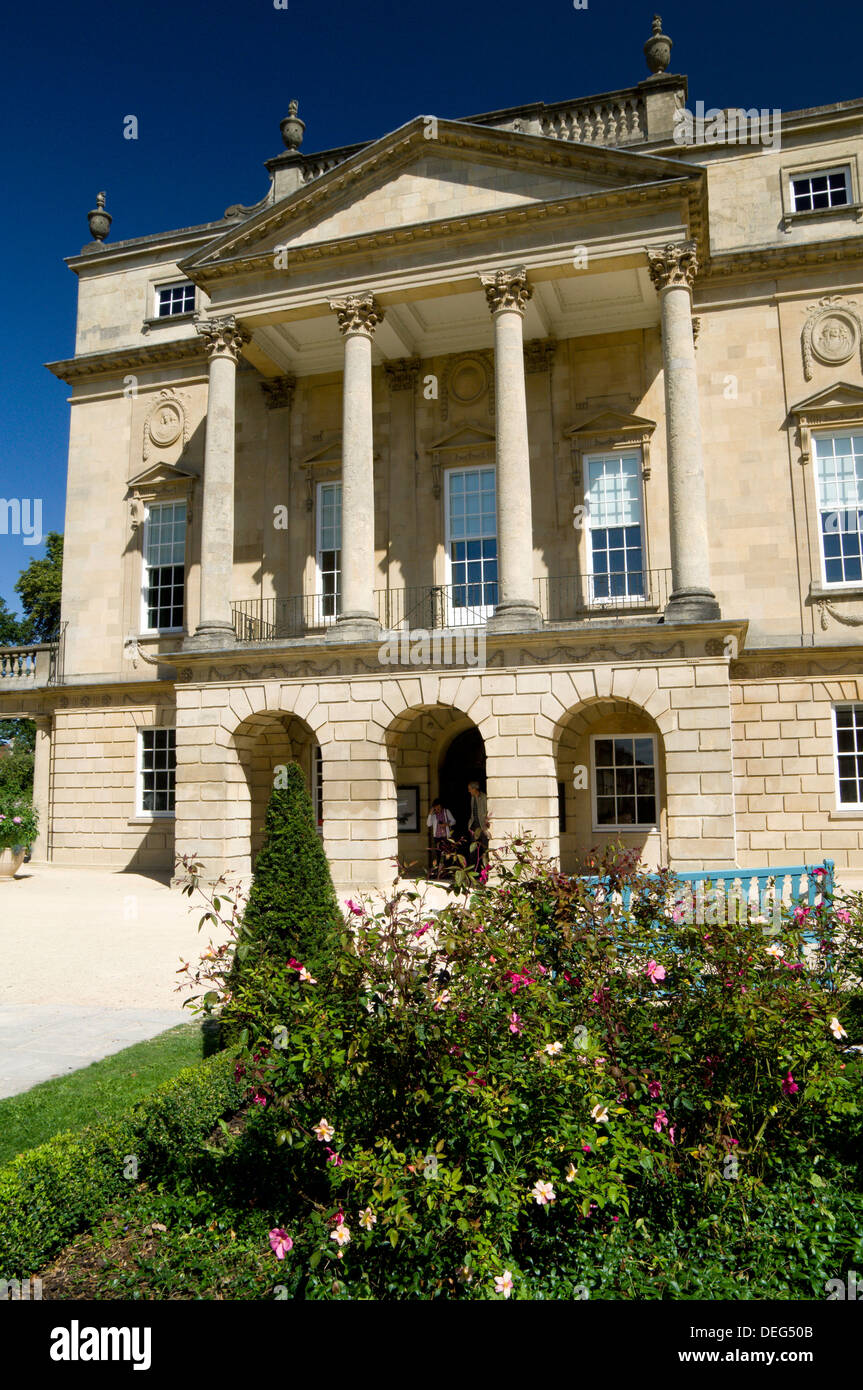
top-left (536, 569), bottom-right (670, 623)
top-left (231, 573), bottom-right (670, 642)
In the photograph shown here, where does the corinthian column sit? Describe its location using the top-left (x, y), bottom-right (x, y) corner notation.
top-left (647, 240), bottom-right (720, 623)
top-left (190, 315), bottom-right (250, 646)
top-left (328, 292), bottom-right (384, 639)
top-left (479, 266), bottom-right (541, 630)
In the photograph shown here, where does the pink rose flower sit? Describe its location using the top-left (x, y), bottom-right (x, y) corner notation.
top-left (269, 1228), bottom-right (294, 1259)
top-left (645, 960), bottom-right (666, 983)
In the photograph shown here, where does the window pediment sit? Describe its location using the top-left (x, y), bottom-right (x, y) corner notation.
top-left (788, 382), bottom-right (863, 423)
top-left (127, 463), bottom-right (197, 529)
top-left (300, 434), bottom-right (342, 467)
top-left (427, 422), bottom-right (496, 495)
top-left (564, 410), bottom-right (656, 484)
top-left (787, 383), bottom-right (863, 466)
top-left (427, 422), bottom-right (496, 452)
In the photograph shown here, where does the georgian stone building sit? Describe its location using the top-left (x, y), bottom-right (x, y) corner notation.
top-left (4, 19), bottom-right (863, 891)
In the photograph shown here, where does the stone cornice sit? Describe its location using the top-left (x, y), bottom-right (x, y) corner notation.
top-left (46, 337), bottom-right (207, 385)
top-left (180, 117), bottom-right (707, 283)
top-left (157, 616), bottom-right (748, 681)
top-left (703, 235), bottom-right (863, 285)
top-left (185, 177), bottom-right (706, 290)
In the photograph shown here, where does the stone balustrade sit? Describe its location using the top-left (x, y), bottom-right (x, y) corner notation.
top-left (0, 644), bottom-right (54, 688)
top-left (539, 94), bottom-right (646, 146)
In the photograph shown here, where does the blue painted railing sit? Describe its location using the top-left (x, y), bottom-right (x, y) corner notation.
top-left (582, 862), bottom-right (835, 936)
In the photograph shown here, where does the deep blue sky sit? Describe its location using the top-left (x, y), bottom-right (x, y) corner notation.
top-left (1, 0), bottom-right (862, 615)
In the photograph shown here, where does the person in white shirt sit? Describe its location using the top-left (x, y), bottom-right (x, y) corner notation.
top-left (426, 798), bottom-right (456, 878)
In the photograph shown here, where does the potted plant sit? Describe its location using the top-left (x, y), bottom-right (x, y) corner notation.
top-left (0, 800), bottom-right (38, 880)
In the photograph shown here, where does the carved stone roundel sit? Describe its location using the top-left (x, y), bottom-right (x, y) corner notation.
top-left (812, 312), bottom-right (858, 367)
top-left (450, 358), bottom-right (487, 406)
top-left (148, 399), bottom-right (183, 448)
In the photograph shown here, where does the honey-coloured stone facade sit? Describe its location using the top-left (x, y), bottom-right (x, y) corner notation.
top-left (4, 36), bottom-right (863, 893)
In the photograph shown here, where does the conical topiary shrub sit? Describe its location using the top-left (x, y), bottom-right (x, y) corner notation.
top-left (233, 762), bottom-right (345, 981)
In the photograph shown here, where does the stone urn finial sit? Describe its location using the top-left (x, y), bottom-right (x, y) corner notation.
top-left (644, 14), bottom-right (672, 76)
top-left (280, 99), bottom-right (305, 151)
top-left (87, 191), bottom-right (112, 243)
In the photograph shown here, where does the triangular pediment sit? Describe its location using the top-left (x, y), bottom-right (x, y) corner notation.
top-left (183, 117), bottom-right (701, 274)
top-left (127, 461), bottom-right (198, 491)
top-left (564, 409), bottom-right (656, 441)
top-left (427, 422), bottom-right (496, 451)
top-left (788, 383), bottom-right (863, 417)
top-left (300, 434), bottom-right (342, 466)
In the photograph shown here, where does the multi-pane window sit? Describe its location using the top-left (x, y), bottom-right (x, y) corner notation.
top-left (446, 466), bottom-right (498, 622)
top-left (814, 432), bottom-right (863, 585)
top-left (156, 282), bottom-right (196, 317)
top-left (592, 735), bottom-right (657, 829)
top-left (834, 705), bottom-right (863, 807)
top-left (142, 502), bottom-right (186, 631)
top-left (791, 168), bottom-right (850, 213)
top-left (316, 482), bottom-right (341, 621)
top-left (139, 729), bottom-right (176, 816)
top-left (586, 452), bottom-right (645, 600)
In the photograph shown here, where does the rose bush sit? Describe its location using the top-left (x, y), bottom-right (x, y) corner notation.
top-left (190, 838), bottom-right (862, 1299)
top-left (0, 797), bottom-right (37, 850)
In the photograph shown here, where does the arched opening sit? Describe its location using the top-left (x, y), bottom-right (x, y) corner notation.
top-left (232, 712), bottom-right (322, 871)
top-left (439, 726), bottom-right (486, 844)
top-left (386, 704), bottom-right (486, 878)
top-left (555, 698), bottom-right (667, 874)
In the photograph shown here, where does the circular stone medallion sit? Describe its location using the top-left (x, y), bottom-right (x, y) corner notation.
top-left (450, 358), bottom-right (487, 406)
top-left (812, 312), bottom-right (858, 366)
top-left (148, 400), bottom-right (183, 448)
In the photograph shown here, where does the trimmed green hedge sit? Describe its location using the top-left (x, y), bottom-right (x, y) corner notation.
top-left (0, 1049), bottom-right (245, 1276)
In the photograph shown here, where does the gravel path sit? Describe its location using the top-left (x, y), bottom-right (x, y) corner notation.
top-left (0, 865), bottom-right (232, 1097)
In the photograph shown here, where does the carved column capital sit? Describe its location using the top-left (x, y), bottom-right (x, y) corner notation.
top-left (524, 338), bottom-right (557, 373)
top-left (260, 374), bottom-right (297, 410)
top-left (479, 265), bottom-right (533, 316)
top-left (647, 239), bottom-right (699, 293)
top-left (329, 292), bottom-right (385, 337)
top-left (195, 315), bottom-right (250, 362)
top-left (383, 357), bottom-right (422, 391)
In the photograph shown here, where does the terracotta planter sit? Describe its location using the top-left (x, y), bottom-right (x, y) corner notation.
top-left (0, 846), bottom-right (27, 880)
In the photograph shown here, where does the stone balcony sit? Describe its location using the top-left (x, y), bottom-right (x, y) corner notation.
top-left (0, 630), bottom-right (66, 693)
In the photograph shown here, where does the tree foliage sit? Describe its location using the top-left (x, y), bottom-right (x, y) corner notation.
top-left (0, 597), bottom-right (23, 646)
top-left (14, 532), bottom-right (63, 642)
top-left (232, 762), bottom-right (346, 982)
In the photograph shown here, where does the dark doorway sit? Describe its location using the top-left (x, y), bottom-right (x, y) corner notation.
top-left (438, 726), bottom-right (486, 844)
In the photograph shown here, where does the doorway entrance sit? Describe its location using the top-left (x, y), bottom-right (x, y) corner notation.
top-left (439, 726), bottom-right (486, 844)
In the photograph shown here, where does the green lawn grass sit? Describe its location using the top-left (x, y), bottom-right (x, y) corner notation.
top-left (0, 1022), bottom-right (209, 1167)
